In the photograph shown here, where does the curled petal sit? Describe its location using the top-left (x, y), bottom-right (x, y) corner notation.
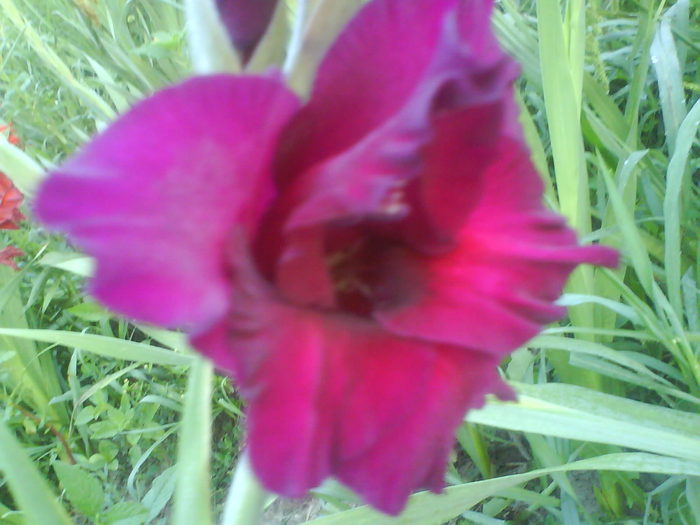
top-left (192, 240), bottom-right (508, 515)
top-left (276, 0), bottom-right (516, 242)
top-left (375, 143), bottom-right (619, 353)
top-left (36, 75), bottom-right (299, 329)
top-left (276, 0), bottom-right (464, 182)
top-left (267, 0), bottom-right (520, 301)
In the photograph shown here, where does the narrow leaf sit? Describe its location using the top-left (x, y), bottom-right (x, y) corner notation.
top-left (0, 421), bottom-right (74, 525)
top-left (172, 357), bottom-right (214, 525)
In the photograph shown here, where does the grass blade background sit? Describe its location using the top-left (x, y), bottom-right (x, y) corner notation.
top-left (303, 454), bottom-right (700, 525)
top-left (172, 356), bottom-right (214, 525)
top-left (0, 420), bottom-right (74, 525)
top-left (663, 98), bottom-right (700, 320)
top-left (0, 328), bottom-right (194, 366)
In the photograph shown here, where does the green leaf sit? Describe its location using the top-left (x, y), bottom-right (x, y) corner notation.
top-left (303, 453), bottom-right (700, 525)
top-left (286, 0), bottom-right (364, 94)
top-left (100, 501), bottom-right (148, 525)
top-left (650, 12), bottom-right (687, 151)
top-left (221, 454), bottom-right (268, 525)
top-left (687, 478), bottom-right (700, 524)
top-left (0, 328), bottom-right (193, 366)
top-left (535, 0), bottom-right (599, 390)
top-left (142, 466), bottom-right (177, 522)
top-left (184, 0), bottom-right (240, 73)
top-left (468, 383), bottom-right (700, 462)
top-left (53, 462), bottom-right (105, 518)
top-left (0, 502), bottom-right (24, 525)
top-left (599, 158), bottom-right (654, 296)
top-left (0, 0), bottom-right (116, 120)
top-left (172, 357), bottom-right (214, 525)
top-left (0, 421), bottom-right (74, 525)
top-left (75, 406), bottom-right (97, 426)
top-left (536, 0), bottom-right (587, 227)
top-left (663, 98), bottom-right (700, 316)
top-left (39, 252), bottom-right (94, 277)
top-left (0, 266), bottom-right (68, 425)
top-left (66, 301), bottom-right (110, 322)
top-left (0, 134), bottom-right (44, 197)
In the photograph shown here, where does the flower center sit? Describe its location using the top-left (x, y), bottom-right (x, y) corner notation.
top-left (325, 230), bottom-right (384, 317)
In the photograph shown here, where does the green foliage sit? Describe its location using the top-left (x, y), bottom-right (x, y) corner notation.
top-left (1, 0), bottom-right (699, 524)
top-left (53, 462), bottom-right (105, 518)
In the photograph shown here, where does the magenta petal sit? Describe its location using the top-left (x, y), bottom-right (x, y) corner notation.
top-left (275, 0), bottom-right (460, 181)
top-left (276, 0), bottom-right (518, 251)
top-left (35, 75), bottom-right (299, 329)
top-left (334, 341), bottom-right (502, 514)
top-left (192, 243), bottom-right (507, 515)
top-left (265, 0), bottom-right (520, 308)
top-left (375, 143), bottom-right (619, 353)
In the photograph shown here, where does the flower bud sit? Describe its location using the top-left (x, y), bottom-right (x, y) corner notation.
top-left (215, 0), bottom-right (279, 62)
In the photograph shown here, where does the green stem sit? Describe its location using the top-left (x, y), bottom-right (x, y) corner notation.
top-left (282, 0), bottom-right (309, 76)
top-left (221, 453), bottom-right (269, 525)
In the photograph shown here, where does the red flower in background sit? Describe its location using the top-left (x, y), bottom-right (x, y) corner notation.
top-left (0, 246), bottom-right (24, 271)
top-left (0, 123), bottom-right (22, 147)
top-left (0, 170), bottom-right (25, 271)
top-left (0, 172), bottom-right (25, 230)
top-left (36, 0), bottom-right (617, 514)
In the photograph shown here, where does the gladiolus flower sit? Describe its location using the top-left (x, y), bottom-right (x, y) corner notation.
top-left (0, 246), bottom-right (24, 271)
top-left (0, 172), bottom-right (25, 230)
top-left (35, 0), bottom-right (617, 514)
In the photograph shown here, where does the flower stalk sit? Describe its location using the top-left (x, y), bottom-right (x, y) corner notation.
top-left (221, 453), bottom-right (269, 525)
top-left (283, 0), bottom-right (308, 76)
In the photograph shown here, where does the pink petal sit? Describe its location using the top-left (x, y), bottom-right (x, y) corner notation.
top-left (192, 240), bottom-right (508, 515)
top-left (35, 75), bottom-right (299, 329)
top-left (375, 142), bottom-right (619, 353)
top-left (276, 0), bottom-right (517, 245)
top-left (267, 0), bottom-right (521, 298)
top-left (276, 0), bottom-right (461, 182)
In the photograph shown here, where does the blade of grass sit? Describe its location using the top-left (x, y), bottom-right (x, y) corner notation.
top-left (184, 0), bottom-right (240, 74)
top-left (663, 98), bottom-right (700, 318)
top-left (303, 453), bottom-right (700, 525)
top-left (537, 0), bottom-right (587, 226)
top-left (0, 0), bottom-right (115, 121)
top-left (650, 9), bottom-right (687, 152)
top-left (0, 419), bottom-right (74, 525)
top-left (536, 0), bottom-right (598, 388)
top-left (599, 155), bottom-right (654, 296)
top-left (286, 0), bottom-right (363, 94)
top-left (0, 267), bottom-right (67, 424)
top-left (0, 134), bottom-right (44, 196)
top-left (221, 453), bottom-right (269, 525)
top-left (0, 328), bottom-right (193, 366)
top-left (172, 356), bottom-right (213, 525)
top-left (468, 383), bottom-right (700, 462)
